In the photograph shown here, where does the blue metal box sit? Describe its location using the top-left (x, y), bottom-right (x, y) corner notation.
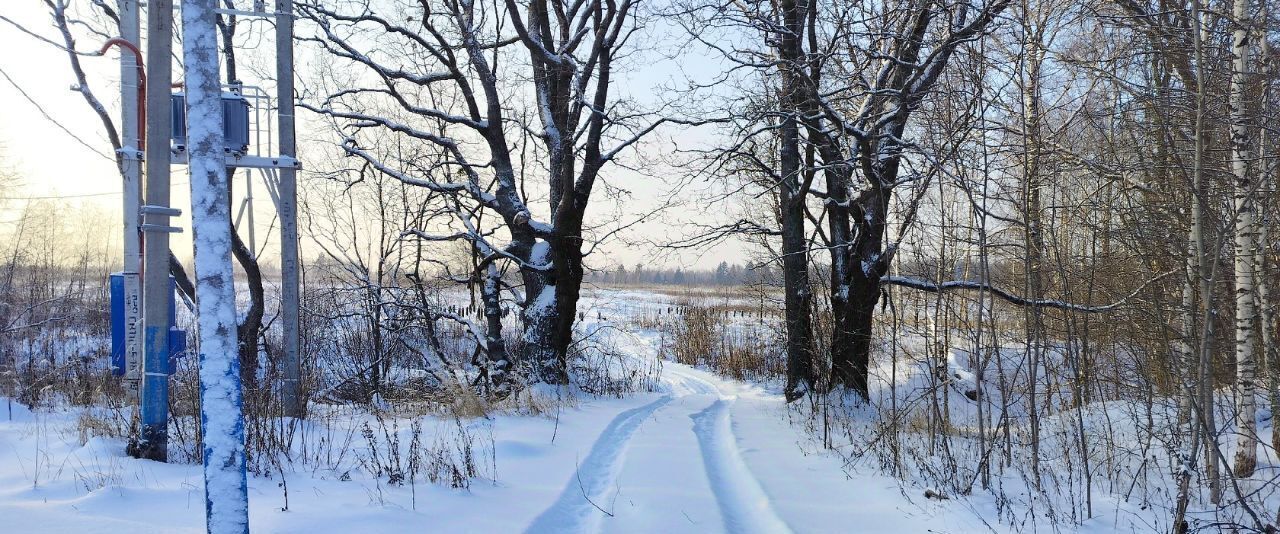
top-left (110, 273), bottom-right (187, 375)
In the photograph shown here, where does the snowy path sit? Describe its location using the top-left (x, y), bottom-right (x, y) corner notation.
top-left (516, 358), bottom-right (996, 533)
top-left (691, 398), bottom-right (793, 534)
top-left (523, 395), bottom-right (674, 533)
top-left (523, 360), bottom-right (794, 534)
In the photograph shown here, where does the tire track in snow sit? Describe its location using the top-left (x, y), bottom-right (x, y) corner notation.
top-left (662, 364), bottom-right (721, 396)
top-left (524, 395), bottom-right (672, 534)
top-left (692, 398), bottom-right (794, 534)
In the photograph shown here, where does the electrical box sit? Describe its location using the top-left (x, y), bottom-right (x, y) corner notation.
top-left (110, 274), bottom-right (187, 375)
top-left (171, 92), bottom-right (251, 156)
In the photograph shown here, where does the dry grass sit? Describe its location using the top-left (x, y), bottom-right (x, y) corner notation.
top-left (75, 409), bottom-right (131, 444)
top-left (652, 300), bottom-right (785, 382)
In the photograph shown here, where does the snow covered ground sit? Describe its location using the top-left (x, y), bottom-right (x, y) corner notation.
top-left (8, 287), bottom-right (1244, 533)
top-left (0, 367), bottom-right (1002, 533)
top-left (0, 289), bottom-right (1019, 533)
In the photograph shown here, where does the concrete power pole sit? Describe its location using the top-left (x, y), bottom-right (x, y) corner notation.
top-left (277, 0), bottom-right (303, 419)
top-left (137, 0), bottom-right (177, 462)
top-left (117, 0), bottom-right (144, 400)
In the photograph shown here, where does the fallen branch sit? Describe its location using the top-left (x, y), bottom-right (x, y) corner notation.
top-left (880, 270), bottom-right (1177, 313)
top-left (576, 457), bottom-right (614, 517)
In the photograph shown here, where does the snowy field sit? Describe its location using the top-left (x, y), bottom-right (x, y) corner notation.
top-left (0, 288), bottom-right (1260, 532)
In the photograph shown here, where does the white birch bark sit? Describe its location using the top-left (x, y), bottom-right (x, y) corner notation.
top-left (1175, 3), bottom-right (1218, 522)
top-left (1230, 0), bottom-right (1259, 479)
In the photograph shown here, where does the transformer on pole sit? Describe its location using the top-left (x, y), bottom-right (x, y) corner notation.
top-left (108, 0), bottom-right (305, 463)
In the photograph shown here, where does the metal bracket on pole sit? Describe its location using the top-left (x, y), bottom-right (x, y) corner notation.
top-left (215, 7), bottom-right (291, 18)
top-left (176, 3), bottom-right (295, 19)
top-left (140, 224), bottom-right (184, 233)
top-left (171, 147), bottom-right (302, 169)
top-left (139, 205), bottom-right (182, 233)
top-left (141, 205), bottom-right (183, 217)
top-left (117, 147), bottom-right (145, 161)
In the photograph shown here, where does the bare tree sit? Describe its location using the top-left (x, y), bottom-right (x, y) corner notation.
top-left (298, 0), bottom-right (670, 385)
top-left (804, 0), bottom-right (1010, 398)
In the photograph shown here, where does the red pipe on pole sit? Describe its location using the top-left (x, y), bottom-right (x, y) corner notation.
top-left (99, 38), bottom-right (147, 150)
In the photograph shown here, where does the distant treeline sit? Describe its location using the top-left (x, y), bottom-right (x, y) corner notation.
top-left (585, 262), bottom-right (777, 287)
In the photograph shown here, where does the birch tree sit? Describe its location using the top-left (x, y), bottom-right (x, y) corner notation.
top-left (1230, 0), bottom-right (1259, 478)
top-left (1108, 0), bottom-right (1226, 513)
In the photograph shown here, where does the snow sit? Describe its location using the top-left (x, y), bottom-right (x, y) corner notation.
top-left (181, 1), bottom-right (249, 532)
top-left (0, 379), bottom-right (990, 533)
top-left (524, 396), bottom-right (674, 532)
top-left (0, 288), bottom-right (1223, 533)
top-left (691, 398), bottom-right (793, 534)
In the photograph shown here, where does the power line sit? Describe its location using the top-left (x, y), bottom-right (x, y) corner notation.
top-left (1, 191), bottom-right (121, 200)
top-left (0, 15), bottom-right (102, 56)
top-left (0, 180), bottom-right (192, 201)
top-left (0, 64), bottom-right (118, 163)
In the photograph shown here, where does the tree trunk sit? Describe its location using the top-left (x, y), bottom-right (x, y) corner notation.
top-left (1259, 26), bottom-right (1280, 457)
top-left (220, 18), bottom-right (264, 396)
top-left (778, 0), bottom-right (815, 401)
top-left (550, 217), bottom-right (586, 384)
top-left (832, 187), bottom-right (891, 399)
top-left (479, 261), bottom-right (512, 394)
top-left (1019, 23), bottom-right (1048, 490)
top-left (182, 0), bottom-right (249, 528)
top-left (227, 173), bottom-right (263, 393)
top-left (835, 277), bottom-right (878, 398)
top-left (1230, 0), bottom-right (1258, 478)
top-left (519, 239), bottom-right (570, 384)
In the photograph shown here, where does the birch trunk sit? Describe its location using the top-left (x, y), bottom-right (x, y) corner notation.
top-left (1259, 25), bottom-right (1280, 457)
top-left (1230, 0), bottom-right (1258, 478)
top-left (1174, 3), bottom-right (1217, 524)
top-left (1019, 18), bottom-right (1047, 490)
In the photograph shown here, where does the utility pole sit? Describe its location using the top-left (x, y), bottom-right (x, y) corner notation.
top-left (136, 0), bottom-right (177, 462)
top-left (241, 171), bottom-right (256, 252)
top-left (117, 0), bottom-right (144, 400)
top-left (277, 0), bottom-right (303, 418)
top-left (182, 0), bottom-right (250, 528)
